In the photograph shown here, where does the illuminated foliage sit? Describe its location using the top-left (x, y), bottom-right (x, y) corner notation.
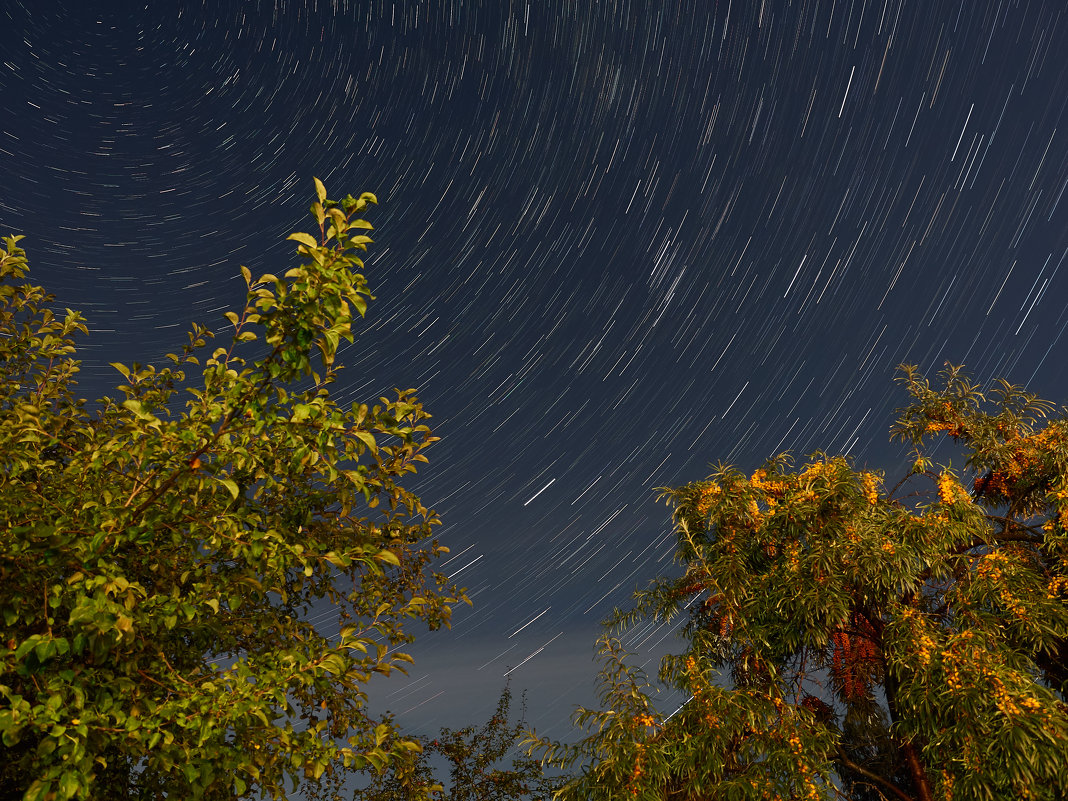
top-left (528, 364), bottom-right (1068, 801)
top-left (0, 181), bottom-right (466, 801)
top-left (353, 683), bottom-right (563, 801)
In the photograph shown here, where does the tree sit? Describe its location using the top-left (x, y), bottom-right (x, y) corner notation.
top-left (354, 682), bottom-right (564, 801)
top-left (527, 364), bottom-right (1068, 801)
top-left (0, 180), bottom-right (466, 801)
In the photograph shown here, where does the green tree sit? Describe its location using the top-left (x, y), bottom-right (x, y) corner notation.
top-left (354, 682), bottom-right (563, 801)
top-left (527, 364), bottom-right (1068, 801)
top-left (0, 180), bottom-right (466, 801)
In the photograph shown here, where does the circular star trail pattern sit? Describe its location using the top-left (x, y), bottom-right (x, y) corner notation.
top-left (2, 0), bottom-right (1067, 737)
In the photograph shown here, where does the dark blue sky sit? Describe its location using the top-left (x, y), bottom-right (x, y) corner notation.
top-left (2, 0), bottom-right (1067, 741)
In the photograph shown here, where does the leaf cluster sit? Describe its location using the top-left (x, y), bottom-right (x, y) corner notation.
top-left (0, 183), bottom-right (468, 800)
top-left (529, 364), bottom-right (1068, 801)
top-left (356, 683), bottom-right (563, 801)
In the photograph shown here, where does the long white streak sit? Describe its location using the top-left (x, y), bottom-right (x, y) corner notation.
top-left (572, 475), bottom-right (602, 505)
top-left (1029, 128), bottom-right (1056, 191)
top-left (447, 553), bottom-right (483, 579)
top-left (666, 695), bottom-right (695, 721)
top-left (784, 254), bottom-right (807, 297)
top-left (385, 676), bottom-right (433, 702)
top-left (1016, 279), bottom-right (1049, 335)
top-left (503, 648), bottom-right (544, 677)
top-left (503, 632), bottom-right (564, 676)
top-left (400, 691), bottom-right (444, 716)
top-left (722, 382), bottom-right (749, 418)
top-left (509, 607), bottom-right (551, 638)
top-left (987, 261), bottom-right (1016, 315)
top-left (477, 644), bottom-right (518, 671)
top-left (950, 102), bottom-right (974, 161)
top-left (838, 65), bottom-right (855, 118)
top-left (524, 478), bottom-right (555, 506)
top-left (440, 542), bottom-right (476, 567)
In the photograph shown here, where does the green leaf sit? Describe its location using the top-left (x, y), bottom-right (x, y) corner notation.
top-left (354, 430), bottom-right (377, 454)
top-left (353, 192), bottom-right (378, 211)
top-left (217, 478), bottom-right (240, 499)
top-left (182, 763), bottom-right (199, 784)
top-left (14, 636), bottom-right (41, 661)
top-left (57, 771), bottom-right (79, 799)
top-left (365, 751), bottom-right (385, 771)
top-left (313, 177), bottom-right (327, 203)
top-left (320, 653), bottom-right (347, 675)
top-left (287, 232), bottom-right (318, 248)
top-left (376, 549), bottom-right (401, 567)
top-left (23, 781), bottom-right (50, 801)
top-left (323, 551), bottom-right (352, 568)
top-left (375, 722), bottom-right (390, 747)
top-left (121, 399), bottom-right (160, 424)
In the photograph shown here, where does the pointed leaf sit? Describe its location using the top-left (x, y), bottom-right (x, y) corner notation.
top-left (217, 478), bottom-right (240, 499)
top-left (287, 232), bottom-right (318, 248)
top-left (376, 549), bottom-right (401, 567)
top-left (354, 430), bottom-right (377, 454)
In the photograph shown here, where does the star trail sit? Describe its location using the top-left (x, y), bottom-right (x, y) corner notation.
top-left (2, 0), bottom-right (1067, 740)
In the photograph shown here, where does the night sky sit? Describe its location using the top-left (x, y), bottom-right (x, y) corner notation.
top-left (2, 0), bottom-right (1067, 743)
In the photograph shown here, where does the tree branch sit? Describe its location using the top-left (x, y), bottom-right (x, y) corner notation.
top-left (983, 513), bottom-right (1044, 541)
top-left (128, 356), bottom-right (279, 521)
top-left (901, 740), bottom-right (933, 801)
top-left (834, 747), bottom-right (915, 801)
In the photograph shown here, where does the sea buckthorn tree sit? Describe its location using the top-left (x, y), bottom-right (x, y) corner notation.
top-left (527, 364), bottom-right (1068, 801)
top-left (0, 180), bottom-right (465, 801)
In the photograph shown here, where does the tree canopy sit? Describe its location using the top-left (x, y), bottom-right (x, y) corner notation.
top-left (528, 364), bottom-right (1068, 801)
top-left (354, 682), bottom-right (564, 801)
top-left (0, 180), bottom-right (465, 801)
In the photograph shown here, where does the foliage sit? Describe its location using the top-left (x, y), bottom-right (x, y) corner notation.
top-left (527, 364), bottom-right (1068, 801)
top-left (0, 180), bottom-right (466, 801)
top-left (354, 682), bottom-right (563, 801)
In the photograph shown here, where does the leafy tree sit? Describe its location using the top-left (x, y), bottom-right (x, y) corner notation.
top-left (527, 364), bottom-right (1068, 801)
top-left (354, 682), bottom-right (563, 801)
top-left (0, 180), bottom-right (466, 801)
